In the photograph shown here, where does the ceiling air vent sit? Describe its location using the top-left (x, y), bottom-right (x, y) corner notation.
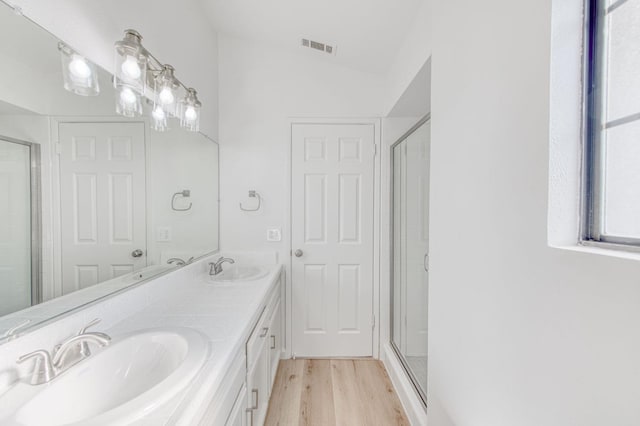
top-left (301, 38), bottom-right (336, 55)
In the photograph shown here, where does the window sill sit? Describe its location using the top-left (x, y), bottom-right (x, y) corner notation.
top-left (550, 241), bottom-right (640, 262)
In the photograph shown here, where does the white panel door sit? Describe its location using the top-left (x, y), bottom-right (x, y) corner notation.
top-left (59, 122), bottom-right (146, 293)
top-left (291, 123), bottom-right (375, 357)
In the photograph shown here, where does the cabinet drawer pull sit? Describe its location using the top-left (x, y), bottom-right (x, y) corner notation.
top-left (270, 335), bottom-right (276, 349)
top-left (246, 408), bottom-right (254, 426)
top-left (251, 388), bottom-right (259, 409)
top-left (259, 327), bottom-right (269, 338)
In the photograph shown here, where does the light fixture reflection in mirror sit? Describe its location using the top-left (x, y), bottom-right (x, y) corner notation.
top-left (58, 42), bottom-right (100, 96)
top-left (116, 85), bottom-right (142, 117)
top-left (151, 104), bottom-right (168, 132)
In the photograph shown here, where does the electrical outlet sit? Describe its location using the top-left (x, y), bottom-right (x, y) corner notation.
top-left (266, 228), bottom-right (281, 242)
top-left (157, 226), bottom-right (172, 242)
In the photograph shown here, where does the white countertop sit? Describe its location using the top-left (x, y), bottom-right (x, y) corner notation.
top-left (104, 264), bottom-right (283, 425)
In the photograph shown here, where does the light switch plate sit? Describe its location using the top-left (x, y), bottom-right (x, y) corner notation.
top-left (157, 226), bottom-right (172, 242)
top-left (266, 228), bottom-right (282, 242)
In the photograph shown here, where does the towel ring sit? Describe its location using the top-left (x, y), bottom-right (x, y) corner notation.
top-left (240, 190), bottom-right (261, 212)
top-left (172, 190), bottom-right (192, 211)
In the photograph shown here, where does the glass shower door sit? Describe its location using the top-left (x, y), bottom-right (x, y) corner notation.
top-left (391, 119), bottom-right (430, 402)
top-left (0, 137), bottom-right (37, 316)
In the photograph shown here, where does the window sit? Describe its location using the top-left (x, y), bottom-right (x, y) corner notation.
top-left (584, 0), bottom-right (640, 248)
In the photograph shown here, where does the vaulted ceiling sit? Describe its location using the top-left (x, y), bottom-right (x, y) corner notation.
top-left (199, 0), bottom-right (426, 75)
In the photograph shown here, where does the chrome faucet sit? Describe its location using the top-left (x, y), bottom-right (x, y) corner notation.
top-left (209, 256), bottom-right (235, 275)
top-left (52, 332), bottom-right (110, 370)
top-left (16, 318), bottom-right (111, 385)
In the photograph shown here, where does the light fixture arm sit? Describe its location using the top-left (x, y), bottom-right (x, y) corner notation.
top-left (139, 44), bottom-right (193, 93)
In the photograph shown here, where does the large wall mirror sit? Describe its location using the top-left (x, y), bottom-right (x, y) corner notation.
top-left (391, 117), bottom-right (430, 404)
top-left (0, 2), bottom-right (219, 343)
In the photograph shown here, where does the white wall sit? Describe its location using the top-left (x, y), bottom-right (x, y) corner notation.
top-left (385, 0), bottom-right (432, 115)
top-left (218, 35), bottom-right (386, 356)
top-left (15, 0), bottom-right (219, 139)
top-left (427, 1), bottom-right (640, 425)
top-left (217, 35), bottom-right (386, 261)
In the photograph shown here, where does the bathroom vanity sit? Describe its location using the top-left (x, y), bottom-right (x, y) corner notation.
top-left (166, 263), bottom-right (284, 425)
top-left (0, 257), bottom-right (284, 425)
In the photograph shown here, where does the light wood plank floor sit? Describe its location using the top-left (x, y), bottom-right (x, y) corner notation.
top-left (265, 359), bottom-right (409, 426)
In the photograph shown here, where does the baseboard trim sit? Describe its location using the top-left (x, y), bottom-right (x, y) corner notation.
top-left (381, 343), bottom-right (428, 425)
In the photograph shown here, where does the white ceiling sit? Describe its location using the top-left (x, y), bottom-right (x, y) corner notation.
top-left (199, 0), bottom-right (425, 75)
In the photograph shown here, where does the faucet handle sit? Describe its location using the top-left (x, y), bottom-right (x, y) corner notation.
top-left (3, 319), bottom-right (31, 340)
top-left (17, 350), bottom-right (55, 385)
top-left (79, 318), bottom-right (101, 334)
top-left (77, 318), bottom-right (104, 357)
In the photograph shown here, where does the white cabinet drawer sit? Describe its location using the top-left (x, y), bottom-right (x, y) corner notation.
top-left (267, 297), bottom-right (282, 389)
top-left (246, 306), bottom-right (268, 371)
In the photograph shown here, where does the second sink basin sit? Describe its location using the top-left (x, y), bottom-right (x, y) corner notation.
top-left (10, 327), bottom-right (208, 425)
top-left (210, 265), bottom-right (269, 282)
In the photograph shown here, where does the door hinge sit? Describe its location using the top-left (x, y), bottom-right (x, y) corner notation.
top-left (373, 144), bottom-right (377, 157)
top-left (372, 315), bottom-right (376, 329)
top-left (55, 142), bottom-right (61, 155)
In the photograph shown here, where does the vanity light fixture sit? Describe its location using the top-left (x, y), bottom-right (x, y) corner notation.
top-left (178, 88), bottom-right (201, 132)
top-left (58, 43), bottom-right (100, 96)
top-left (113, 29), bottom-right (204, 131)
top-left (114, 30), bottom-right (147, 94)
top-left (154, 65), bottom-right (179, 115)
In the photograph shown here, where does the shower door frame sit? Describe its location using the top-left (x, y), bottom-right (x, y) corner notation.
top-left (0, 135), bottom-right (42, 306)
top-left (389, 114), bottom-right (430, 408)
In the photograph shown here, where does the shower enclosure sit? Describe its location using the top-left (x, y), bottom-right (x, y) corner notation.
top-left (390, 117), bottom-right (430, 404)
top-left (0, 136), bottom-right (40, 316)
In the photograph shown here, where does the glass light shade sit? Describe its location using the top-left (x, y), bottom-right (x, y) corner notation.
top-left (153, 65), bottom-right (179, 116)
top-left (114, 30), bottom-right (147, 94)
top-left (59, 43), bottom-right (99, 96)
top-left (116, 85), bottom-right (142, 117)
top-left (179, 88), bottom-right (201, 132)
top-left (151, 105), bottom-right (168, 132)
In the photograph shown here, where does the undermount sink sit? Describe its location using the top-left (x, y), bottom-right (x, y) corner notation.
top-left (210, 265), bottom-right (269, 282)
top-left (6, 327), bottom-right (208, 425)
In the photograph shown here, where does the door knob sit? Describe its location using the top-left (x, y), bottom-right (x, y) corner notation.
top-left (294, 249), bottom-right (303, 257)
top-left (131, 249), bottom-right (144, 258)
